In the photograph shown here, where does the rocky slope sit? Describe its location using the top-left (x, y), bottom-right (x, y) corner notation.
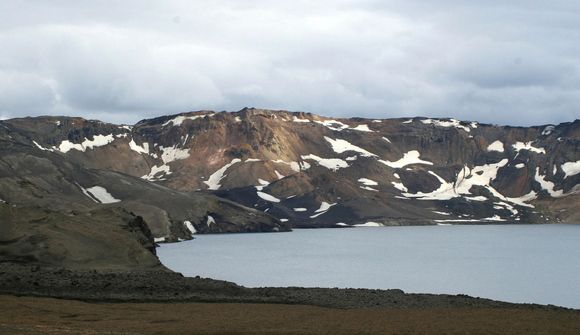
top-left (1, 108), bottom-right (579, 241)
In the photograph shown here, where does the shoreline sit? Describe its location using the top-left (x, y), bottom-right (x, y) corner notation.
top-left (0, 263), bottom-right (574, 311)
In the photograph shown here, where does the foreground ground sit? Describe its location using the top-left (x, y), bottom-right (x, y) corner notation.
top-left (1, 295), bottom-right (579, 335)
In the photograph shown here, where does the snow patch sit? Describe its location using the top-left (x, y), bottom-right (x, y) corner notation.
top-left (301, 154), bottom-right (349, 171)
top-left (360, 186), bottom-right (379, 192)
top-left (204, 159), bottom-right (242, 190)
top-left (57, 134), bottom-right (115, 153)
top-left (206, 215), bottom-right (215, 226)
top-left (162, 114), bottom-right (211, 127)
top-left (315, 201), bottom-right (336, 213)
top-left (379, 150), bottom-right (433, 168)
top-left (160, 145), bottom-right (190, 164)
top-left (382, 137), bottom-right (391, 143)
top-left (272, 160), bottom-right (300, 172)
top-left (562, 161), bottom-right (580, 178)
top-left (534, 168), bottom-right (568, 198)
top-left (391, 182), bottom-right (408, 192)
top-left (275, 170), bottom-right (285, 179)
top-left (184, 221), bottom-right (196, 235)
top-left (421, 118), bottom-right (471, 132)
top-left (293, 116), bottom-right (310, 123)
top-left (433, 211), bottom-right (451, 216)
top-left (314, 119), bottom-right (349, 131)
top-left (487, 141), bottom-right (504, 153)
top-left (512, 142), bottom-right (545, 154)
top-left (257, 191), bottom-right (281, 203)
top-left (324, 137), bottom-right (377, 157)
top-left (142, 164), bottom-right (171, 181)
top-left (515, 163), bottom-right (525, 169)
top-left (541, 125), bottom-right (555, 136)
top-left (351, 124), bottom-right (373, 132)
top-left (354, 222), bottom-right (384, 227)
top-left (129, 139), bottom-right (149, 154)
top-left (33, 140), bottom-right (53, 151)
top-left (358, 178), bottom-right (378, 186)
top-left (84, 186), bottom-right (121, 204)
top-left (293, 208), bottom-right (307, 212)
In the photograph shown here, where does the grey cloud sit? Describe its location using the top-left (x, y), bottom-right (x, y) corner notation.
top-left (0, 1), bottom-right (578, 125)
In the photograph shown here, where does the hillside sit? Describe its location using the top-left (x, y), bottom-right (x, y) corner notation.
top-left (1, 108), bottom-right (579, 242)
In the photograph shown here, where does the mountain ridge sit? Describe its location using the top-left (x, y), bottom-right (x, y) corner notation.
top-left (1, 108), bottom-right (579, 242)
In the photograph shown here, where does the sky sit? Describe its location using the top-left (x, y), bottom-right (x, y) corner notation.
top-left (0, 1), bottom-right (579, 126)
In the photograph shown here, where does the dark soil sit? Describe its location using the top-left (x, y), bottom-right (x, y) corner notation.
top-left (1, 295), bottom-right (580, 335)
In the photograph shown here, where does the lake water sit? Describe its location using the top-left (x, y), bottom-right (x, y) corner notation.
top-left (157, 224), bottom-right (580, 309)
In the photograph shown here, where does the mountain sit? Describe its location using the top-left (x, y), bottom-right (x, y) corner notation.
top-left (1, 108), bottom-right (579, 242)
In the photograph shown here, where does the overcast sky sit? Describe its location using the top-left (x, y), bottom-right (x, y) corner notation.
top-left (1, 1), bottom-right (579, 125)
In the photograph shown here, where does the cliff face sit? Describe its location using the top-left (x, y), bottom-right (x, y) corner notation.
top-left (1, 108), bottom-right (579, 240)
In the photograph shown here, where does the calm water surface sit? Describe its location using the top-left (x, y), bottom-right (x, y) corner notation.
top-left (157, 224), bottom-right (580, 309)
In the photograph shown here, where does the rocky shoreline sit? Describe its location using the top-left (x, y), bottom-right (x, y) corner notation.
top-left (0, 263), bottom-right (571, 311)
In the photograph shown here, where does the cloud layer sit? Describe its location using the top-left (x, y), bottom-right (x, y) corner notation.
top-left (1, 1), bottom-right (579, 125)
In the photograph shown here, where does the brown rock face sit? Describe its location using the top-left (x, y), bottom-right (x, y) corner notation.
top-left (1, 108), bottom-right (579, 236)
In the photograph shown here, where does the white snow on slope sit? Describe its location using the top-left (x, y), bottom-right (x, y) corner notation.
top-left (142, 164), bottom-right (171, 181)
top-left (184, 221), bottom-right (196, 235)
top-left (541, 125), bottom-right (555, 135)
top-left (432, 211), bottom-right (451, 216)
top-left (293, 208), bottom-right (307, 212)
top-left (487, 140), bottom-right (504, 153)
top-left (129, 139), bottom-right (149, 154)
top-left (85, 186), bottom-right (120, 204)
top-left (204, 159), bottom-right (242, 190)
top-left (379, 150), bottom-right (433, 168)
top-left (293, 116), bottom-right (310, 123)
top-left (351, 124), bottom-right (373, 132)
top-left (162, 114), bottom-right (211, 127)
top-left (382, 137), bottom-right (391, 143)
top-left (421, 119), bottom-right (471, 132)
top-left (562, 161), bottom-right (580, 178)
top-left (57, 134), bottom-right (115, 153)
top-left (160, 145), bottom-right (190, 164)
top-left (515, 163), bottom-right (525, 169)
top-left (207, 215), bottom-right (216, 226)
top-left (324, 137), bottom-right (377, 157)
top-left (354, 222), bottom-right (384, 227)
top-left (257, 191), bottom-right (281, 203)
top-left (391, 182), bottom-right (408, 192)
top-left (275, 170), bottom-right (285, 179)
top-left (33, 140), bottom-right (53, 151)
top-left (310, 201), bottom-right (337, 218)
top-left (272, 160), bottom-right (301, 172)
top-left (401, 161), bottom-right (507, 201)
top-left (534, 168), bottom-right (567, 198)
top-left (315, 201), bottom-right (336, 213)
top-left (314, 119), bottom-right (349, 131)
top-left (358, 178), bottom-right (378, 186)
top-left (360, 186), bottom-right (379, 192)
top-left (301, 154), bottom-right (349, 171)
top-left (512, 141), bottom-right (546, 154)
top-left (393, 159), bottom-right (537, 209)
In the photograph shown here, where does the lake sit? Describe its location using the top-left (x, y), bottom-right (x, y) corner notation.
top-left (157, 224), bottom-right (580, 309)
